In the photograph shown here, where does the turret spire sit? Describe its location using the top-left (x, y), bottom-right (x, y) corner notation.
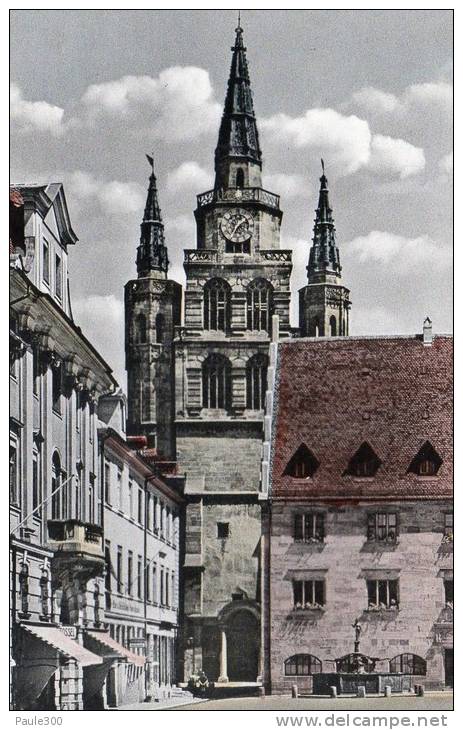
top-left (307, 161), bottom-right (342, 284)
top-left (214, 21), bottom-right (262, 189)
top-left (136, 155), bottom-right (168, 278)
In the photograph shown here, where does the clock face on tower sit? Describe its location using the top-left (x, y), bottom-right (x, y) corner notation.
top-left (220, 209), bottom-right (254, 243)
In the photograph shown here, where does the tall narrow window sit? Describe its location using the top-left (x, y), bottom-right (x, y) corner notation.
top-left (136, 313), bottom-right (147, 344)
top-left (10, 441), bottom-right (19, 507)
top-left (117, 469), bottom-right (123, 511)
top-left (19, 562), bottom-right (30, 616)
top-left (160, 568), bottom-right (165, 605)
top-left (235, 169), bottom-right (245, 188)
top-left (443, 513), bottom-right (453, 541)
top-left (104, 462), bottom-right (111, 504)
top-left (128, 480), bottom-right (134, 519)
top-left (202, 354), bottom-right (231, 410)
top-left (247, 279), bottom-right (273, 332)
top-left (88, 474), bottom-right (95, 524)
top-left (152, 564), bottom-right (157, 604)
top-left (42, 240), bottom-right (50, 284)
top-left (203, 279), bottom-right (230, 331)
top-left (39, 568), bottom-right (50, 619)
top-left (444, 579), bottom-right (453, 604)
top-left (127, 551), bottom-right (133, 596)
top-left (55, 254), bottom-right (62, 300)
top-left (74, 474), bottom-right (81, 521)
top-left (155, 313), bottom-right (164, 343)
top-left (32, 346), bottom-right (40, 396)
top-left (246, 353), bottom-right (268, 409)
top-left (145, 559), bottom-right (151, 602)
top-left (137, 555), bottom-right (142, 599)
top-left (138, 488), bottom-right (143, 525)
top-left (116, 546), bottom-right (123, 593)
top-left (153, 496), bottom-right (158, 532)
top-left (52, 362), bottom-right (62, 414)
top-left (51, 452), bottom-right (61, 519)
top-left (165, 569), bottom-right (170, 607)
top-left (329, 315), bottom-right (337, 336)
top-left (32, 452), bottom-right (41, 516)
top-left (104, 541), bottom-right (111, 600)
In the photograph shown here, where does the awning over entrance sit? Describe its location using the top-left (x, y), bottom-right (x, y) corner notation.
top-left (21, 625), bottom-right (103, 667)
top-left (85, 631), bottom-right (145, 667)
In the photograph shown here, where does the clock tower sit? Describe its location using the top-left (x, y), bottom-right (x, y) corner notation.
top-left (175, 21), bottom-right (292, 685)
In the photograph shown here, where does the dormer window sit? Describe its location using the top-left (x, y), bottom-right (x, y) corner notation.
top-left (408, 441), bottom-right (442, 476)
top-left (345, 442), bottom-right (381, 478)
top-left (284, 444), bottom-right (319, 479)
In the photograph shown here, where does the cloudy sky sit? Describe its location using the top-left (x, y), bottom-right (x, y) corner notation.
top-left (10, 9), bottom-right (453, 387)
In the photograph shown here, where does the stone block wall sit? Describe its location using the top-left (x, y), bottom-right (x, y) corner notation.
top-left (269, 500), bottom-right (453, 693)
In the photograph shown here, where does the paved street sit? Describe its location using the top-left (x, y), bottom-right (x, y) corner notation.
top-left (164, 692), bottom-right (453, 712)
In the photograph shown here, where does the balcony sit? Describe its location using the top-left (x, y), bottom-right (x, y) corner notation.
top-left (47, 519), bottom-right (104, 579)
top-left (196, 186), bottom-right (280, 211)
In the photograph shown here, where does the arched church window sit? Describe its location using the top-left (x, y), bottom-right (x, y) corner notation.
top-left (235, 169), bottom-right (245, 188)
top-left (202, 354), bottom-right (231, 410)
top-left (156, 313), bottom-right (164, 343)
top-left (51, 451), bottom-right (61, 520)
top-left (330, 316), bottom-right (337, 337)
top-left (247, 279), bottom-right (273, 332)
top-left (246, 353), bottom-right (268, 410)
top-left (203, 279), bottom-right (230, 332)
top-left (136, 313), bottom-right (147, 344)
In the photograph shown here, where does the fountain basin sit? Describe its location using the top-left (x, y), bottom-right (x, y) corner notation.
top-left (313, 672), bottom-right (413, 695)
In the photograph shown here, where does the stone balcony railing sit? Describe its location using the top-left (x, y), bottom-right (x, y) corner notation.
top-left (47, 519), bottom-right (103, 558)
top-left (184, 248), bottom-right (292, 264)
top-left (196, 186), bottom-right (280, 210)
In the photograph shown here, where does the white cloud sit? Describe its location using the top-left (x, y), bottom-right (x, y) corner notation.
top-left (439, 152), bottom-right (453, 176)
top-left (263, 173), bottom-right (308, 199)
top-left (346, 230), bottom-right (451, 272)
top-left (262, 108), bottom-right (372, 175)
top-left (262, 107), bottom-right (424, 179)
top-left (349, 80), bottom-right (452, 117)
top-left (350, 87), bottom-right (399, 115)
top-left (167, 161), bottom-right (212, 194)
top-left (67, 171), bottom-right (145, 215)
top-left (368, 135), bottom-right (425, 178)
top-left (10, 83), bottom-right (65, 135)
top-left (72, 294), bottom-right (125, 387)
top-left (80, 67), bottom-right (222, 142)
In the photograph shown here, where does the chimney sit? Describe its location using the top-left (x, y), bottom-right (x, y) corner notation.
top-left (423, 317), bottom-right (433, 346)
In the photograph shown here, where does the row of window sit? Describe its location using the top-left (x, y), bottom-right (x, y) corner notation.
top-left (284, 653), bottom-right (427, 676)
top-left (285, 441), bottom-right (443, 479)
top-left (293, 511), bottom-right (453, 543)
top-left (10, 444), bottom-right (96, 524)
top-left (202, 352), bottom-right (268, 410)
top-left (104, 462), bottom-right (177, 544)
top-left (203, 278), bottom-right (273, 333)
top-left (106, 542), bottom-right (176, 608)
top-left (291, 578), bottom-right (453, 611)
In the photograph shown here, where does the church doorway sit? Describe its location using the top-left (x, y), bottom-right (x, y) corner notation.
top-left (226, 610), bottom-right (259, 682)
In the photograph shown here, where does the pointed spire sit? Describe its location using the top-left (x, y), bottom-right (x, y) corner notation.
top-left (307, 161), bottom-right (342, 284)
top-left (214, 20), bottom-right (262, 188)
top-left (136, 155), bottom-right (168, 277)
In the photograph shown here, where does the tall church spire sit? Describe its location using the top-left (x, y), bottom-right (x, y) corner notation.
top-left (214, 21), bottom-right (262, 190)
top-left (307, 160), bottom-right (342, 284)
top-left (299, 161), bottom-right (351, 337)
top-left (136, 155), bottom-right (169, 278)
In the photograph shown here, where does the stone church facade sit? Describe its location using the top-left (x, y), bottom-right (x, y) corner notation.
top-left (124, 23), bottom-right (351, 686)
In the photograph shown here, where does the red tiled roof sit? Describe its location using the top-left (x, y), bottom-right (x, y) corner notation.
top-left (271, 336), bottom-right (453, 501)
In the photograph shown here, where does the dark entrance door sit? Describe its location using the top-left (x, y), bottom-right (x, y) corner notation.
top-left (444, 649), bottom-right (453, 688)
top-left (227, 610), bottom-right (259, 682)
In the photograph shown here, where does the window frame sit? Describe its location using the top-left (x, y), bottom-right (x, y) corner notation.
top-left (367, 512), bottom-right (398, 543)
top-left (294, 513), bottom-right (325, 543)
top-left (366, 578), bottom-right (399, 610)
top-left (284, 654), bottom-right (322, 676)
top-left (203, 279), bottom-right (231, 332)
top-left (293, 579), bottom-right (325, 610)
top-left (42, 239), bottom-right (50, 285)
top-left (390, 653), bottom-right (426, 676)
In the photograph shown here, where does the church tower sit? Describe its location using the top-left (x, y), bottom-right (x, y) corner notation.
top-left (299, 162), bottom-right (351, 337)
top-left (175, 21), bottom-right (292, 684)
top-left (124, 157), bottom-right (181, 456)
